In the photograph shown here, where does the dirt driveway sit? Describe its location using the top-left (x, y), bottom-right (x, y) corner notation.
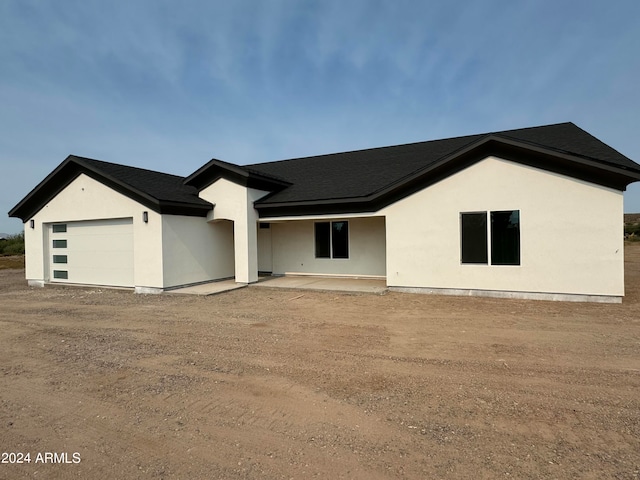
top-left (1, 247), bottom-right (640, 479)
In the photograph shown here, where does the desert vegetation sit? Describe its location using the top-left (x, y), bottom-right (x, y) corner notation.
top-left (0, 233), bottom-right (25, 269)
top-left (625, 213), bottom-right (640, 241)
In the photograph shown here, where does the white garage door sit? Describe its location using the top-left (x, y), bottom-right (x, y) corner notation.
top-left (49, 218), bottom-right (134, 287)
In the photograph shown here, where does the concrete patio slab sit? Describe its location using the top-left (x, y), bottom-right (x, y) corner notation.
top-left (253, 275), bottom-right (387, 294)
top-left (167, 279), bottom-right (246, 296)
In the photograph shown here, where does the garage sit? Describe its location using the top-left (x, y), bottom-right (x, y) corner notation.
top-left (49, 218), bottom-right (134, 287)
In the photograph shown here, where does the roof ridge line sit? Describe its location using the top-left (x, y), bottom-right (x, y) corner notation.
top-left (244, 122), bottom-right (576, 168)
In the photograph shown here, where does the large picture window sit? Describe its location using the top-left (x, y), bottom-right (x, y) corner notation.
top-left (461, 210), bottom-right (520, 265)
top-left (315, 221), bottom-right (349, 259)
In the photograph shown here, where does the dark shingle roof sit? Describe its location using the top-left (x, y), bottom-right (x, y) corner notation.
top-left (9, 155), bottom-right (211, 221)
top-left (9, 122), bottom-right (640, 222)
top-left (72, 156), bottom-right (210, 207)
top-left (245, 122), bottom-right (640, 206)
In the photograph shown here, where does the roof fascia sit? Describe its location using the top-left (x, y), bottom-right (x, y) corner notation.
top-left (370, 135), bottom-right (640, 199)
top-left (8, 156), bottom-right (76, 220)
top-left (8, 156), bottom-right (211, 221)
top-left (184, 158), bottom-right (290, 192)
top-left (255, 136), bottom-right (640, 218)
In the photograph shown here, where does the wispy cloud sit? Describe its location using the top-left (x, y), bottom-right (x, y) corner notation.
top-left (2, 0), bottom-right (640, 232)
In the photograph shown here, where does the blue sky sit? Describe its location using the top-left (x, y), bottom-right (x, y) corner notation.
top-left (2, 0), bottom-right (640, 234)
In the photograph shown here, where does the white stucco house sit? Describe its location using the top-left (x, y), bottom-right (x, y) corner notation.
top-left (9, 122), bottom-right (640, 302)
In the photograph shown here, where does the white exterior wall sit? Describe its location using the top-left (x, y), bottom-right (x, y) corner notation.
top-left (24, 174), bottom-right (164, 289)
top-left (270, 216), bottom-right (386, 277)
top-left (161, 215), bottom-right (234, 288)
top-left (381, 156), bottom-right (624, 297)
top-left (23, 173), bottom-right (237, 291)
top-left (257, 225), bottom-right (273, 272)
top-left (198, 178), bottom-right (269, 283)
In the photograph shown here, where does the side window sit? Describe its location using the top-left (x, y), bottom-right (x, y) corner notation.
top-left (461, 211), bottom-right (520, 265)
top-left (461, 212), bottom-right (488, 264)
top-left (491, 211), bottom-right (520, 265)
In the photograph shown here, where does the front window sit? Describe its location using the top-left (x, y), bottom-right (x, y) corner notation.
top-left (315, 221), bottom-right (349, 259)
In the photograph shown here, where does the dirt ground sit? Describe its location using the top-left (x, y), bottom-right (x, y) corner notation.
top-left (1, 248), bottom-right (640, 480)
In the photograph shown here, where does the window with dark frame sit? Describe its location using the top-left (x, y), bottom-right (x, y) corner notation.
top-left (460, 210), bottom-right (520, 265)
top-left (491, 211), bottom-right (520, 265)
top-left (461, 212), bottom-right (488, 264)
top-left (53, 270), bottom-right (68, 279)
top-left (315, 222), bottom-right (331, 258)
top-left (52, 224), bottom-right (67, 233)
top-left (52, 239), bottom-right (67, 248)
top-left (331, 221), bottom-right (349, 259)
top-left (315, 221), bottom-right (349, 259)
top-left (52, 255), bottom-right (67, 264)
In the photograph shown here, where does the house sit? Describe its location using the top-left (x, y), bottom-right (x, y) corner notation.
top-left (8, 122), bottom-right (640, 302)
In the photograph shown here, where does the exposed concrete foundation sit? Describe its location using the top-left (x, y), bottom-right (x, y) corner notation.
top-left (389, 286), bottom-right (622, 303)
top-left (28, 280), bottom-right (45, 288)
top-left (134, 286), bottom-right (164, 295)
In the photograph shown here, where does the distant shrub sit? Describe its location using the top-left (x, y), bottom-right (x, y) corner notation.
top-left (625, 223), bottom-right (640, 237)
top-left (0, 233), bottom-right (25, 255)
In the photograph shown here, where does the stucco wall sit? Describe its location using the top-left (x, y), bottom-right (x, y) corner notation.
top-left (161, 216), bottom-right (234, 288)
top-left (257, 225), bottom-right (273, 272)
top-left (24, 174), bottom-right (164, 288)
top-left (270, 216), bottom-right (386, 277)
top-left (199, 178), bottom-right (269, 283)
top-left (380, 156), bottom-right (624, 297)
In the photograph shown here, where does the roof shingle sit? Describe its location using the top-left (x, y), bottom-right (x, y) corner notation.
top-left (246, 122), bottom-right (640, 205)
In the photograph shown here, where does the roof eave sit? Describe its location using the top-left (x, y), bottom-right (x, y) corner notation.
top-left (184, 158), bottom-right (291, 192)
top-left (8, 156), bottom-right (212, 221)
top-left (255, 136), bottom-right (640, 218)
